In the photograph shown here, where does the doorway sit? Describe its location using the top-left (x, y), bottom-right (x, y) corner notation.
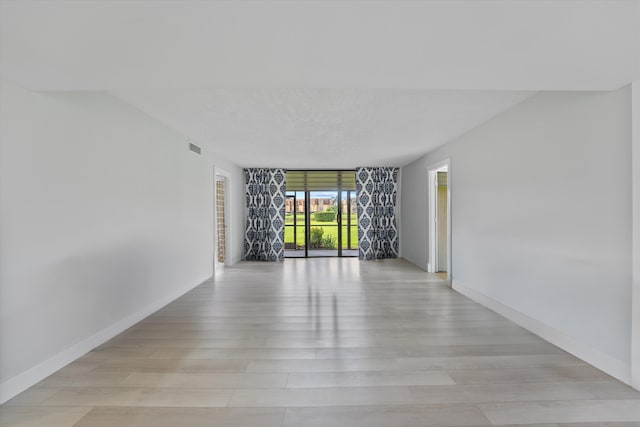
top-left (215, 172), bottom-right (229, 269)
top-left (284, 171), bottom-right (358, 258)
top-left (428, 160), bottom-right (451, 282)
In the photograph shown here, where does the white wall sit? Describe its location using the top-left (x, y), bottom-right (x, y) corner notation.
top-left (401, 88), bottom-right (633, 382)
top-left (0, 80), bottom-right (244, 402)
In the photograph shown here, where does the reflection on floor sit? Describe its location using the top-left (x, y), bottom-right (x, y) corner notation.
top-left (2, 258), bottom-right (639, 426)
top-left (285, 249), bottom-right (358, 258)
top-left (435, 271), bottom-right (449, 280)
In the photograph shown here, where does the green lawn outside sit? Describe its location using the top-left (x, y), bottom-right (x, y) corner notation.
top-left (285, 213), bottom-right (357, 226)
top-left (284, 212), bottom-right (358, 249)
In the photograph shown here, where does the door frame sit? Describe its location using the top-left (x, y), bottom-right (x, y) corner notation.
top-left (427, 158), bottom-right (451, 284)
top-left (214, 167), bottom-right (232, 269)
top-left (631, 81), bottom-right (639, 390)
top-left (284, 170), bottom-right (358, 258)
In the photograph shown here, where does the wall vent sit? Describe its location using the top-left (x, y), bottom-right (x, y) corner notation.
top-left (188, 142), bottom-right (201, 155)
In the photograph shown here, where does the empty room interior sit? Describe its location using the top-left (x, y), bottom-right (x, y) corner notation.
top-left (1, 1), bottom-right (640, 426)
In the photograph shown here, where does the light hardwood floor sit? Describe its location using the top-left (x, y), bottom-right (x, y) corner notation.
top-left (1, 258), bottom-right (639, 426)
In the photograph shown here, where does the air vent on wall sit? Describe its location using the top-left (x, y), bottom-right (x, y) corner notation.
top-left (188, 142), bottom-right (201, 155)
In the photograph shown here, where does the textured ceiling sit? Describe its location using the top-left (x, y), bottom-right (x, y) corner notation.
top-left (1, 1), bottom-right (637, 168)
top-left (113, 89), bottom-right (533, 168)
top-left (1, 1), bottom-right (638, 91)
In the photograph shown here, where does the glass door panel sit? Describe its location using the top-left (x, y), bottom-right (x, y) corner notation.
top-left (341, 191), bottom-right (358, 256)
top-left (284, 191), bottom-right (306, 257)
top-left (308, 191), bottom-right (339, 257)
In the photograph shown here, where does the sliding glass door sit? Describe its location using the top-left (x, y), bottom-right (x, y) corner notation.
top-left (284, 171), bottom-right (358, 258)
top-left (341, 191), bottom-right (358, 257)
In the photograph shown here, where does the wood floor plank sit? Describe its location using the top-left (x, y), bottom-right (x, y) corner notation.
top-left (72, 407), bottom-right (285, 427)
top-left (478, 400), bottom-right (640, 425)
top-left (410, 382), bottom-right (601, 404)
top-left (227, 386), bottom-right (415, 407)
top-left (0, 406), bottom-right (91, 427)
top-left (446, 366), bottom-right (613, 385)
top-left (286, 371), bottom-right (455, 387)
top-left (122, 372), bottom-right (288, 388)
top-left (282, 404), bottom-right (491, 427)
top-left (40, 387), bottom-right (233, 407)
top-left (246, 354), bottom-right (586, 373)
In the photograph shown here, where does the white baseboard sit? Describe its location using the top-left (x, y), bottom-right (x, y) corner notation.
top-left (452, 280), bottom-right (632, 385)
top-left (0, 274), bottom-right (211, 404)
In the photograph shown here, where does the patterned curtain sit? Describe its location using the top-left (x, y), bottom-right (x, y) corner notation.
top-left (244, 168), bottom-right (286, 261)
top-left (356, 167), bottom-right (399, 260)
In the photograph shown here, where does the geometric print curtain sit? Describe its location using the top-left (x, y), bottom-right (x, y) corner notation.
top-left (356, 167), bottom-right (400, 260)
top-left (244, 168), bottom-right (287, 261)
